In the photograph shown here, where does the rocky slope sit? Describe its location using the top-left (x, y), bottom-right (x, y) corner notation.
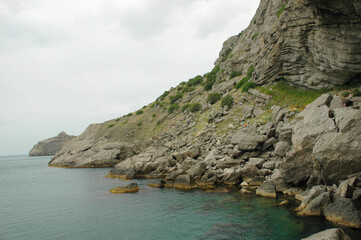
top-left (48, 0), bottom-right (361, 230)
top-left (29, 131), bottom-right (75, 156)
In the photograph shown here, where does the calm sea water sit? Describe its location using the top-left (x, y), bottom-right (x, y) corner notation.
top-left (1, 155), bottom-right (360, 240)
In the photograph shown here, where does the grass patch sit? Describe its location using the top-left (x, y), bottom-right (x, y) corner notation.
top-left (235, 65), bottom-right (255, 90)
top-left (221, 94), bottom-right (234, 108)
top-left (258, 81), bottom-right (327, 109)
top-left (115, 118), bottom-right (120, 122)
top-left (204, 65), bottom-right (220, 91)
top-left (169, 92), bottom-right (183, 104)
top-left (182, 86), bottom-right (195, 93)
top-left (235, 75), bottom-right (251, 89)
top-left (182, 103), bottom-right (191, 112)
top-left (207, 92), bottom-right (221, 104)
top-left (168, 104), bottom-right (179, 113)
top-left (230, 70), bottom-right (242, 79)
top-left (242, 81), bottom-right (256, 92)
top-left (189, 103), bottom-right (202, 112)
top-left (277, 4), bottom-right (286, 18)
top-left (342, 92), bottom-right (350, 97)
top-left (353, 89), bottom-right (361, 96)
top-left (251, 33), bottom-right (259, 40)
top-left (136, 110), bottom-right (144, 115)
top-left (108, 123), bottom-right (115, 128)
top-left (187, 75), bottom-right (203, 87)
top-left (158, 91), bottom-right (169, 101)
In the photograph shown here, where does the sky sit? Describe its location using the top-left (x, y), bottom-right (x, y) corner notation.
top-left (0, 0), bottom-right (260, 156)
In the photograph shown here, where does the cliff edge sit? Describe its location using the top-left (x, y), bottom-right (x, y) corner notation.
top-left (29, 131), bottom-right (75, 156)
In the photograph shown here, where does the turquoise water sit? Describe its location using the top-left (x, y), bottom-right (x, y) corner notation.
top-left (1, 155), bottom-right (360, 240)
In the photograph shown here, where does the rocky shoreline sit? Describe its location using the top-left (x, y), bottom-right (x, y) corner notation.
top-left (48, 93), bottom-right (361, 230)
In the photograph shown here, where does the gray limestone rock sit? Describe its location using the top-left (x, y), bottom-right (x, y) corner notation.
top-left (256, 180), bottom-right (277, 198)
top-left (281, 94), bottom-right (361, 185)
top-left (231, 128), bottom-right (268, 151)
top-left (272, 106), bottom-right (286, 125)
top-left (301, 228), bottom-right (351, 240)
top-left (262, 137), bottom-right (277, 151)
top-left (273, 142), bottom-right (290, 157)
top-left (215, 0), bottom-right (361, 89)
top-left (262, 161), bottom-right (275, 171)
top-left (174, 174), bottom-right (194, 189)
top-left (246, 158), bottom-right (265, 169)
top-left (324, 198), bottom-right (361, 228)
top-left (299, 192), bottom-right (332, 216)
top-left (29, 131), bottom-right (75, 156)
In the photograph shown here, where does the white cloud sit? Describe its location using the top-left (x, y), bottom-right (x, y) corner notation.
top-left (0, 0), bottom-right (260, 155)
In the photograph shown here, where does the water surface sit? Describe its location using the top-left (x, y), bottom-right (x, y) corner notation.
top-left (1, 155), bottom-right (360, 240)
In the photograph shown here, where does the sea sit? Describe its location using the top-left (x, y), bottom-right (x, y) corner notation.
top-left (1, 155), bottom-right (361, 240)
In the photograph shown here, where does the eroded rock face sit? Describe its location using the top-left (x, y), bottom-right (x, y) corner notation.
top-left (29, 131), bottom-right (75, 156)
top-left (215, 0), bottom-right (361, 89)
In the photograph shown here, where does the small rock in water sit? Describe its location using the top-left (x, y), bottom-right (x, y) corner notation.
top-left (109, 182), bottom-right (139, 194)
top-left (148, 180), bottom-right (166, 188)
top-left (240, 188), bottom-right (252, 194)
top-left (278, 200), bottom-right (289, 206)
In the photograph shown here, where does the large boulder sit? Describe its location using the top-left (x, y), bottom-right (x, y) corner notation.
top-left (256, 180), bottom-right (277, 198)
top-left (173, 174), bottom-right (195, 190)
top-left (281, 94), bottom-right (361, 185)
top-left (231, 127), bottom-right (268, 151)
top-left (29, 131), bottom-right (75, 156)
top-left (324, 198), bottom-right (361, 229)
top-left (301, 228), bottom-right (351, 240)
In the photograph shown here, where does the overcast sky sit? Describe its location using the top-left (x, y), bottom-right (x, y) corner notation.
top-left (0, 0), bottom-right (260, 156)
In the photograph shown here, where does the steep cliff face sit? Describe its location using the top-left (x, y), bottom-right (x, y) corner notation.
top-left (216, 0), bottom-right (361, 89)
top-left (29, 131), bottom-right (75, 156)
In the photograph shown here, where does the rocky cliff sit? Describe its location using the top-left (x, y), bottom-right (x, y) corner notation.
top-left (216, 0), bottom-right (361, 89)
top-left (48, 0), bottom-right (361, 229)
top-left (29, 131), bottom-right (75, 156)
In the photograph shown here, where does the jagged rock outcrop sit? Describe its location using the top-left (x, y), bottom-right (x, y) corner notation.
top-left (48, 124), bottom-right (138, 168)
top-left (29, 131), bottom-right (75, 156)
top-left (215, 0), bottom-right (361, 89)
